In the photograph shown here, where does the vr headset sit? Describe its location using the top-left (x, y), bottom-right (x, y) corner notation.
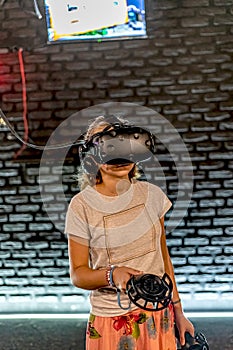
top-left (0, 109), bottom-right (156, 167)
top-left (79, 116), bottom-right (156, 173)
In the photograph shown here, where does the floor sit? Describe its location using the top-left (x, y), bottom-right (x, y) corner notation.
top-left (0, 317), bottom-right (232, 349)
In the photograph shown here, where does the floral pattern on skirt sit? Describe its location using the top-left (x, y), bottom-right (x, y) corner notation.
top-left (86, 303), bottom-right (176, 350)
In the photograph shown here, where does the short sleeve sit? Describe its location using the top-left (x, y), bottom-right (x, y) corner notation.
top-left (65, 199), bottom-right (90, 243)
top-left (147, 182), bottom-right (172, 219)
top-left (160, 193), bottom-right (172, 218)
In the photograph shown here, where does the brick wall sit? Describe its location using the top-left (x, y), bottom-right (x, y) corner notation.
top-left (0, 0), bottom-right (233, 313)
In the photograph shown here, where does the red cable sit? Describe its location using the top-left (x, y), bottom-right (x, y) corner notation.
top-left (14, 48), bottom-right (29, 158)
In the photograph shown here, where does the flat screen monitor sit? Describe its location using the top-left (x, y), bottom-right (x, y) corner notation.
top-left (43, 0), bottom-right (147, 43)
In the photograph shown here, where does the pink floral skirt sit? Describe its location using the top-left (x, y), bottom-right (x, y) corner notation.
top-left (86, 304), bottom-right (177, 350)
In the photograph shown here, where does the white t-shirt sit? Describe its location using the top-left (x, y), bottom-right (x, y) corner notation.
top-left (65, 180), bottom-right (172, 316)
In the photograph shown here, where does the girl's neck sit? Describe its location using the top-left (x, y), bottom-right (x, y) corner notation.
top-left (95, 178), bottom-right (132, 196)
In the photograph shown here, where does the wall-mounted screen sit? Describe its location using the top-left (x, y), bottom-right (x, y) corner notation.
top-left (44, 0), bottom-right (147, 43)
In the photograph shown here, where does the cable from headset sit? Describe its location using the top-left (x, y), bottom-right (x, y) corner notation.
top-left (0, 108), bottom-right (86, 150)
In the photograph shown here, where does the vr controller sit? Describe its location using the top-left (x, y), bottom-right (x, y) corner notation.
top-left (117, 272), bottom-right (209, 350)
top-left (175, 327), bottom-right (209, 350)
top-left (117, 273), bottom-right (173, 311)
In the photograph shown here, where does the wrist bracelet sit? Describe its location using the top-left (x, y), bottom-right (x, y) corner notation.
top-left (106, 265), bottom-right (116, 287)
top-left (109, 266), bottom-right (117, 287)
top-left (172, 298), bottom-right (181, 305)
top-left (105, 265), bottom-right (112, 286)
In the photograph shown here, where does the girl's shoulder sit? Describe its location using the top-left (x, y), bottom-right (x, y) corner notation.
top-left (69, 185), bottom-right (92, 206)
top-left (135, 180), bottom-right (164, 194)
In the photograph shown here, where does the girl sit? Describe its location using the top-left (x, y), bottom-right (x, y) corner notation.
top-left (65, 115), bottom-right (194, 350)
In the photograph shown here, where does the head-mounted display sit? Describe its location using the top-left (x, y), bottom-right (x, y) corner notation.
top-left (0, 109), bottom-right (156, 167)
top-left (80, 121), bottom-right (156, 170)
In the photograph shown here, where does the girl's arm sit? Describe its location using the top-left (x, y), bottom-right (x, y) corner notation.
top-left (160, 217), bottom-right (195, 345)
top-left (68, 236), bottom-right (107, 290)
top-left (160, 217), bottom-right (182, 307)
top-left (68, 235), bottom-right (142, 290)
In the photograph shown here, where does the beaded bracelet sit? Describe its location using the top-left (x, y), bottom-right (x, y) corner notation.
top-left (105, 265), bottom-right (116, 287)
top-left (172, 298), bottom-right (181, 305)
top-left (105, 265), bottom-right (112, 286)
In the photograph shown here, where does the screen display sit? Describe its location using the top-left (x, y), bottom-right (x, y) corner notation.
top-left (44, 0), bottom-right (147, 43)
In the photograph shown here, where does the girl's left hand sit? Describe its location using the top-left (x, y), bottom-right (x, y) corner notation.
top-left (174, 309), bottom-right (195, 346)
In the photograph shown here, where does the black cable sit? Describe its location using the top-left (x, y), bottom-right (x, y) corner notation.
top-left (0, 108), bottom-right (84, 150)
top-left (18, 0), bottom-right (42, 19)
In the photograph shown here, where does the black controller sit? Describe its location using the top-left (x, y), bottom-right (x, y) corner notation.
top-left (175, 327), bottom-right (209, 350)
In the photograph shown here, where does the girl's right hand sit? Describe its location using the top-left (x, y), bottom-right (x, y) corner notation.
top-left (112, 266), bottom-right (143, 291)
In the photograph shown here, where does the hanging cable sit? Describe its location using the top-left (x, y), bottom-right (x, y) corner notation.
top-left (17, 0), bottom-right (42, 19)
top-left (0, 108), bottom-right (84, 150)
top-left (33, 0), bottom-right (42, 19)
top-left (13, 48), bottom-right (29, 158)
top-left (1, 1), bottom-right (42, 18)
top-left (1, 45), bottom-right (81, 152)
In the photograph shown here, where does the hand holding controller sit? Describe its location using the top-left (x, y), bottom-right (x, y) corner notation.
top-left (176, 327), bottom-right (209, 350)
top-left (180, 331), bottom-right (195, 350)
